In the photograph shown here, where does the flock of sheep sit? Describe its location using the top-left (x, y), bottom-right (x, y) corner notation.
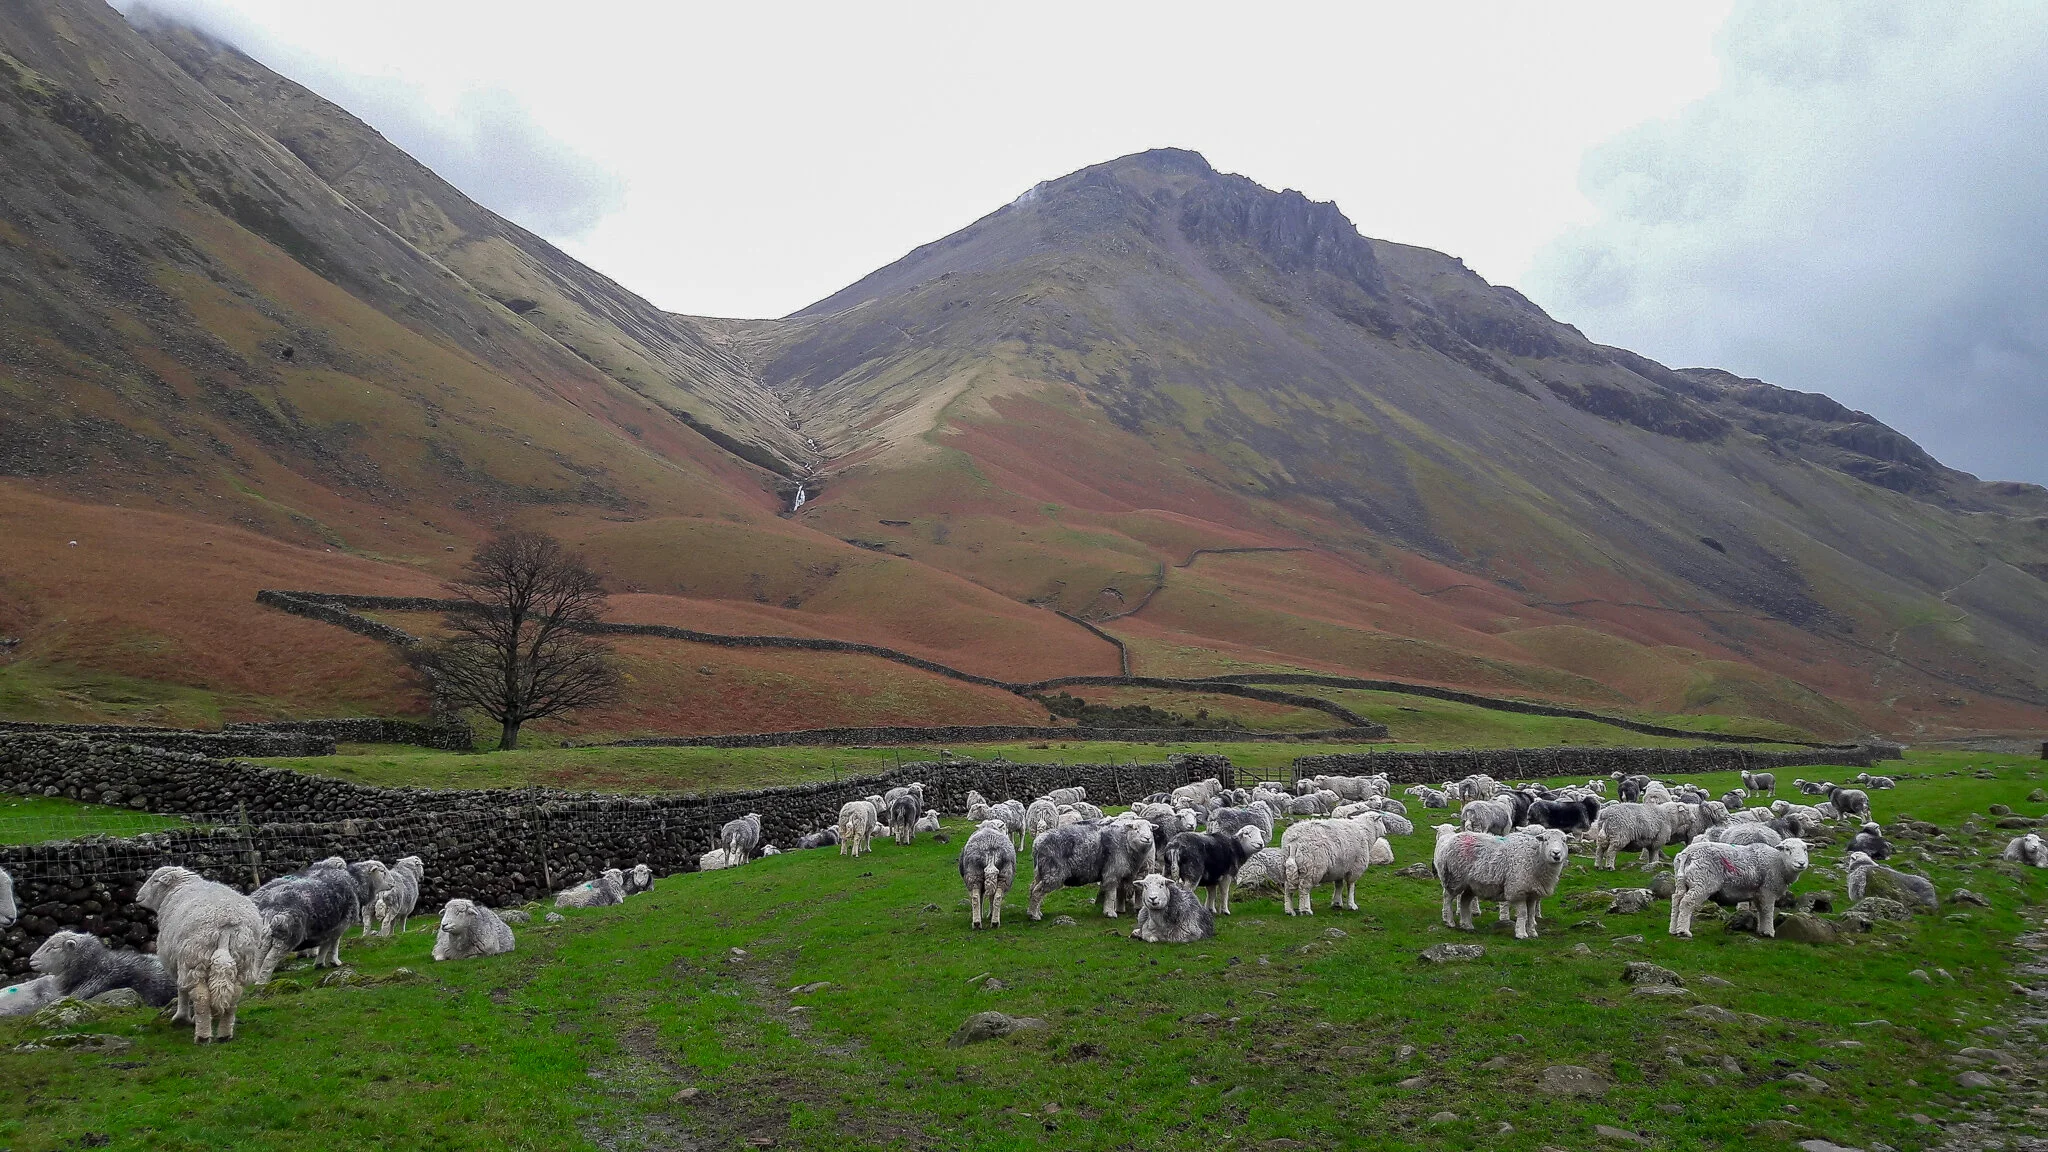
top-left (5, 763), bottom-right (2044, 1045)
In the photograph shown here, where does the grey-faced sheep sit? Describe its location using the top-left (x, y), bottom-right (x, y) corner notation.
top-left (963, 789), bottom-right (991, 818)
top-left (1024, 797), bottom-right (1062, 844)
top-left (1164, 826), bottom-right (1267, 914)
top-left (342, 859), bottom-right (390, 936)
top-left (28, 929), bottom-right (177, 1007)
top-left (2003, 833), bottom-right (2048, 868)
top-left (958, 820), bottom-right (1017, 929)
top-left (1740, 770), bottom-right (1777, 796)
top-left (555, 868), bottom-right (627, 908)
top-left (1668, 838), bottom-right (1809, 938)
top-left (1704, 823), bottom-right (1783, 847)
top-left (1279, 817), bottom-right (1378, 915)
top-left (135, 865), bottom-right (265, 1043)
top-left (721, 813), bottom-right (764, 862)
top-left (1844, 851), bottom-right (1938, 911)
top-left (1460, 797), bottom-right (1515, 836)
top-left (1827, 786), bottom-right (1871, 821)
top-left (1372, 811), bottom-right (1415, 837)
top-left (0, 866), bottom-right (14, 930)
top-left (1172, 777), bottom-right (1224, 809)
top-left (1618, 774), bottom-right (1650, 803)
top-left (1207, 804), bottom-right (1276, 844)
top-left (253, 859), bottom-right (361, 979)
top-left (887, 792), bottom-right (924, 845)
top-left (1066, 800), bottom-right (1105, 822)
top-left (433, 899), bottom-right (516, 961)
top-left (838, 800), bottom-right (879, 856)
top-left (1845, 823), bottom-right (1891, 860)
top-left (1719, 788), bottom-right (1747, 810)
top-left (1794, 778), bottom-right (1826, 795)
top-left (1131, 873), bottom-right (1216, 943)
top-left (794, 828), bottom-right (840, 850)
top-left (623, 864), bottom-right (655, 895)
top-left (1232, 847), bottom-right (1287, 896)
top-left (373, 856), bottom-right (424, 937)
top-left (1864, 775), bottom-right (1896, 790)
top-left (1026, 818), bottom-right (1156, 920)
top-left (1590, 802), bottom-right (1673, 869)
top-left (1435, 827), bottom-right (1570, 938)
top-left (1047, 786), bottom-right (1088, 806)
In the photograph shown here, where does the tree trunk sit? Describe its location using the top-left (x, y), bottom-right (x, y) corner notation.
top-left (499, 720), bottom-right (522, 750)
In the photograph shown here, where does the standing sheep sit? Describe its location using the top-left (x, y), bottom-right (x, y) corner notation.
top-left (253, 860), bottom-right (361, 979)
top-left (888, 792), bottom-right (924, 845)
top-left (1027, 818), bottom-right (1157, 920)
top-left (1132, 874), bottom-right (1216, 943)
top-left (433, 899), bottom-right (517, 961)
top-left (1740, 770), bottom-right (1777, 796)
top-left (1164, 826), bottom-right (1267, 914)
top-left (1279, 818), bottom-right (1379, 915)
top-left (2003, 833), bottom-right (2048, 868)
top-left (374, 856), bottom-right (425, 937)
top-left (1436, 828), bottom-right (1570, 938)
top-left (135, 866), bottom-right (265, 1043)
top-left (27, 930), bottom-right (177, 1006)
top-left (986, 799), bottom-right (1027, 848)
top-left (555, 868), bottom-right (627, 908)
top-left (1207, 804), bottom-right (1276, 844)
top-left (1024, 798), bottom-right (1062, 844)
top-left (1827, 786), bottom-right (1872, 821)
top-left (342, 859), bottom-right (390, 936)
top-left (1525, 796), bottom-right (1600, 833)
top-left (1460, 797), bottom-right (1515, 836)
top-left (1590, 802), bottom-right (1674, 869)
top-left (958, 820), bottom-right (1017, 929)
top-left (1668, 839), bottom-right (1809, 938)
top-left (838, 800), bottom-right (879, 856)
top-left (721, 813), bottom-right (764, 863)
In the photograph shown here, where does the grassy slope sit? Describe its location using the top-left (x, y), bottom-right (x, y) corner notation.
top-left (4, 751), bottom-right (2043, 1151)
top-left (0, 794), bottom-right (186, 846)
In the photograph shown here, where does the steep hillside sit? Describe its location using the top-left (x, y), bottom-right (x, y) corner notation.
top-left (0, 1), bottom-right (2042, 744)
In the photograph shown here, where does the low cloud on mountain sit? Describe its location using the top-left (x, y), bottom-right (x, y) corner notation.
top-left (1531, 0), bottom-right (2048, 485)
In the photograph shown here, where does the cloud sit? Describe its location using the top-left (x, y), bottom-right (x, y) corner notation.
top-left (1529, 0), bottom-right (2048, 486)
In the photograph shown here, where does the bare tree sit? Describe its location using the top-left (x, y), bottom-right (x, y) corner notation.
top-left (430, 532), bottom-right (621, 750)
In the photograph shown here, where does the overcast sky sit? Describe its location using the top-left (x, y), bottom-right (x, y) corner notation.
top-left (121, 0), bottom-right (2047, 484)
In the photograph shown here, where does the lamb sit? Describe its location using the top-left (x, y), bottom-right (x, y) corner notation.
top-left (1414, 787), bottom-right (1449, 809)
top-left (1047, 786), bottom-right (1088, 806)
top-left (1436, 827), bottom-right (1571, 938)
top-left (1704, 823), bottom-right (1783, 847)
top-left (1719, 788), bottom-right (1747, 810)
top-left (1585, 778), bottom-right (1608, 796)
top-left (958, 820), bottom-right (1017, 929)
top-left (837, 800), bottom-right (879, 856)
top-left (1845, 822), bottom-right (1891, 861)
top-left (1618, 774), bottom-right (1651, 803)
top-left (1590, 802), bottom-right (1675, 869)
top-left (0, 866), bottom-right (14, 930)
top-left (1844, 852), bottom-right (1938, 910)
top-left (1827, 786), bottom-right (1872, 821)
top-left (793, 827), bottom-right (839, 851)
top-left (1794, 778), bottom-right (1827, 795)
top-left (1131, 873), bottom-right (1216, 943)
top-left (1460, 797), bottom-right (1516, 836)
top-left (1525, 795), bottom-right (1600, 834)
top-left (0, 975), bottom-right (64, 1017)
top-left (1668, 838), bottom-right (1809, 937)
top-left (1025, 797), bottom-right (1062, 844)
top-left (1740, 770), bottom-right (1777, 796)
top-left (135, 866), bottom-right (265, 1043)
top-left (555, 868), bottom-right (627, 908)
top-left (1171, 777), bottom-right (1224, 808)
top-left (1164, 826), bottom-right (1267, 914)
top-left (963, 789), bottom-right (991, 819)
top-left (1207, 804), bottom-right (1276, 844)
top-left (2003, 833), bottom-right (2048, 868)
top-left (721, 813), bottom-right (764, 862)
top-left (252, 859), bottom-right (361, 979)
top-left (1864, 776), bottom-right (1896, 790)
top-left (432, 899), bottom-right (517, 961)
top-left (27, 929), bottom-right (176, 1006)
top-left (1279, 817), bottom-right (1379, 915)
top-left (373, 856), bottom-right (424, 937)
top-left (341, 859), bottom-right (390, 936)
top-left (1026, 817), bottom-right (1157, 919)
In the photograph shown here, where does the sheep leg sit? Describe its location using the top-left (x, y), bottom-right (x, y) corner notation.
top-left (991, 885), bottom-right (1003, 928)
top-left (1100, 881), bottom-right (1120, 918)
top-left (1756, 891), bottom-right (1777, 938)
top-left (1441, 887), bottom-right (1458, 928)
top-left (1671, 891), bottom-right (1703, 938)
top-left (1218, 875), bottom-right (1233, 915)
top-left (1026, 878), bottom-right (1052, 921)
top-left (968, 876), bottom-right (984, 929)
top-left (1346, 874), bottom-right (1361, 912)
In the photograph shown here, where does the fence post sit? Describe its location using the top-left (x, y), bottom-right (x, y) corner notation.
top-left (536, 806), bottom-right (553, 891)
top-left (238, 802), bottom-right (262, 888)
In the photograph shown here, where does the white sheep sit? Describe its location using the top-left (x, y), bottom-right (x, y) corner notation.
top-left (0, 975), bottom-right (64, 1017)
top-left (433, 899), bottom-right (517, 961)
top-left (1131, 873), bottom-right (1215, 943)
top-left (958, 820), bottom-right (1017, 929)
top-left (837, 800), bottom-right (879, 856)
top-left (1024, 798), bottom-right (1061, 843)
top-left (1172, 777), bottom-right (1224, 808)
top-left (1669, 838), bottom-right (1809, 938)
top-left (1, 866), bottom-right (17, 930)
top-left (1047, 786), bottom-right (1088, 806)
top-left (721, 813), bottom-right (763, 863)
top-left (1590, 802), bottom-right (1675, 869)
top-left (1231, 847), bottom-right (1288, 896)
top-left (698, 848), bottom-right (734, 871)
top-left (1460, 797), bottom-right (1515, 835)
top-left (1279, 817), bottom-right (1379, 915)
top-left (2003, 833), bottom-right (2048, 868)
top-left (986, 799), bottom-right (1027, 848)
top-left (1435, 827), bottom-right (1570, 938)
top-left (622, 864), bottom-right (655, 895)
top-left (135, 866), bottom-right (265, 1043)
top-left (373, 856), bottom-right (424, 937)
top-left (555, 868), bottom-right (626, 908)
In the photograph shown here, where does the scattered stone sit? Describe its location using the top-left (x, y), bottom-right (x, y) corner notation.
top-left (1683, 1004), bottom-right (1739, 1024)
top-left (1429, 1111), bottom-right (1458, 1123)
top-left (1957, 1070), bottom-right (2000, 1089)
top-left (1478, 1055), bottom-right (1513, 1070)
top-left (1622, 961), bottom-right (1683, 986)
top-left (1538, 1065), bottom-right (1612, 1097)
top-left (1594, 1123), bottom-right (1648, 1144)
top-left (545, 912), bottom-right (564, 924)
top-left (1775, 913), bottom-right (1839, 944)
top-left (791, 982), bottom-right (832, 994)
top-left (1395, 1044), bottom-right (1418, 1062)
top-left (1184, 1013), bottom-right (1220, 1025)
top-left (1608, 889), bottom-right (1657, 914)
top-left (499, 910), bottom-right (531, 925)
top-left (1397, 1075), bottom-right (1428, 1090)
top-left (1656, 1103), bottom-right (1683, 1114)
top-left (982, 979), bottom-right (1006, 992)
top-left (1991, 804), bottom-right (2013, 817)
top-left (318, 967), bottom-right (361, 988)
top-left (1569, 918), bottom-right (1608, 932)
top-left (1995, 816), bottom-right (2036, 829)
top-left (1783, 1071), bottom-right (1831, 1091)
top-left (373, 968), bottom-right (420, 986)
top-left (1908, 969), bottom-right (1932, 984)
top-left (1050, 916), bottom-right (1078, 927)
top-left (1420, 943), bottom-right (1485, 963)
top-left (1798, 1140), bottom-right (1865, 1152)
top-left (13, 1032), bottom-right (133, 1054)
top-left (1322, 927), bottom-right (1348, 939)
top-left (670, 1087), bottom-right (700, 1103)
top-left (1571, 943), bottom-right (1593, 956)
top-left (2030, 789), bottom-right (2047, 804)
top-left (1952, 889), bottom-right (1991, 907)
top-left (1633, 985), bottom-right (1692, 998)
top-left (1610, 934), bottom-right (1645, 946)
top-left (1845, 897), bottom-right (1912, 926)
top-left (1795, 891), bottom-right (1836, 914)
top-left (86, 989), bottom-right (142, 1009)
top-left (1649, 872), bottom-right (1677, 899)
top-left (30, 1000), bottom-right (107, 1030)
top-left (1394, 863), bottom-right (1434, 879)
top-left (1697, 975), bottom-right (1733, 988)
top-left (945, 1012), bottom-right (1048, 1048)
top-left (1723, 909), bottom-right (1760, 933)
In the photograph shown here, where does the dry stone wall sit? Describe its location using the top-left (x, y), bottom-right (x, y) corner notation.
top-left (1293, 744), bottom-right (1889, 784)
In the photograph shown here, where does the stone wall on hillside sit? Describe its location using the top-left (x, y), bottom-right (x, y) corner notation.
top-left (606, 724), bottom-right (1385, 748)
top-left (0, 722), bottom-right (333, 758)
top-left (1292, 744), bottom-right (1884, 783)
top-left (224, 717), bottom-right (475, 752)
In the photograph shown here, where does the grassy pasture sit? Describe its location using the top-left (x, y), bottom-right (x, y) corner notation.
top-left (0, 794), bottom-right (188, 846)
top-left (6, 751), bottom-right (2048, 1150)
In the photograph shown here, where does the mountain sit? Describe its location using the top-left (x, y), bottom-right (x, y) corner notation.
top-left (1, 0), bottom-right (2043, 743)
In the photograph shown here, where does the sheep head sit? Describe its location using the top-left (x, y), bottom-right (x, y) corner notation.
top-left (135, 866), bottom-right (199, 909)
top-left (29, 929), bottom-right (94, 978)
top-left (1778, 839), bottom-right (1811, 874)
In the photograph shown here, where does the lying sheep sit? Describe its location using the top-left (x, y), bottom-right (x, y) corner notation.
top-left (0, 866), bottom-right (14, 930)
top-left (623, 864), bottom-right (655, 895)
top-left (1460, 797), bottom-right (1515, 836)
top-left (1232, 847), bottom-right (1287, 895)
top-left (698, 848), bottom-right (734, 871)
top-left (1066, 801), bottom-right (1105, 822)
top-left (1740, 770), bottom-right (1777, 796)
top-left (2003, 833), bottom-right (2048, 868)
top-left (915, 811), bottom-right (943, 835)
top-left (1132, 873), bottom-right (1216, 943)
top-left (1864, 776), bottom-right (1896, 790)
top-left (1827, 786), bottom-right (1871, 821)
top-left (1280, 818), bottom-right (1378, 915)
top-left (1415, 787), bottom-right (1449, 809)
top-left (1371, 811), bottom-right (1415, 837)
top-left (959, 820), bottom-right (1017, 929)
top-left (1436, 827), bottom-right (1570, 938)
top-left (253, 859), bottom-right (360, 979)
top-left (555, 869), bottom-right (627, 908)
top-left (794, 828), bottom-right (840, 850)
top-left (1845, 852), bottom-right (1938, 910)
top-left (963, 789), bottom-right (991, 819)
top-left (838, 800), bottom-right (879, 856)
top-left (1047, 786), bottom-right (1088, 806)
top-left (28, 929), bottom-right (176, 1006)
top-left (1846, 823), bottom-right (1891, 861)
top-left (1719, 788), bottom-right (1747, 810)
top-left (0, 975), bottom-right (63, 1017)
top-left (374, 856), bottom-right (424, 937)
top-left (1669, 839), bottom-right (1809, 938)
top-left (1164, 826), bottom-right (1267, 914)
top-left (1027, 817), bottom-right (1157, 920)
top-left (433, 899), bottom-right (517, 961)
top-left (1591, 802), bottom-right (1673, 869)
top-left (721, 813), bottom-right (764, 863)
top-left (1794, 778), bottom-right (1827, 795)
top-left (136, 866), bottom-right (265, 1043)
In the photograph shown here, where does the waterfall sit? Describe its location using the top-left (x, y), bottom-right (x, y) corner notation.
top-left (791, 485), bottom-right (807, 512)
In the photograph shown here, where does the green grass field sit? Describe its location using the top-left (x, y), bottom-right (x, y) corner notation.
top-left (6, 751), bottom-right (2047, 1150)
top-left (0, 794), bottom-right (188, 846)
